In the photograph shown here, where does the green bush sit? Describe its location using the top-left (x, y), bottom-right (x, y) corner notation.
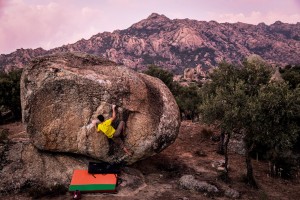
top-left (280, 65), bottom-right (300, 89)
top-left (144, 65), bottom-right (174, 90)
top-left (199, 60), bottom-right (300, 182)
top-left (174, 83), bottom-right (202, 120)
top-left (0, 69), bottom-right (23, 123)
top-left (201, 127), bottom-right (214, 139)
top-left (0, 129), bottom-right (9, 143)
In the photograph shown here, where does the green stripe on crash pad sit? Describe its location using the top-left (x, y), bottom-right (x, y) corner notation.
top-left (69, 184), bottom-right (116, 191)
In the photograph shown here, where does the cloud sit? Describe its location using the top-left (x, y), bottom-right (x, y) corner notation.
top-left (0, 0), bottom-right (7, 17)
top-left (0, 0), bottom-right (106, 54)
top-left (208, 11), bottom-right (300, 24)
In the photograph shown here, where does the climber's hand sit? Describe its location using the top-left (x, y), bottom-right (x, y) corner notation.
top-left (91, 119), bottom-right (99, 125)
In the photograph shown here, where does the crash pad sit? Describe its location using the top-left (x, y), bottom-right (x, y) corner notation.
top-left (69, 169), bottom-right (117, 192)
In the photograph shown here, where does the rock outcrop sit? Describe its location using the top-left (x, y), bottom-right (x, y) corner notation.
top-left (21, 53), bottom-right (180, 164)
top-left (173, 64), bottom-right (208, 86)
top-left (1, 13), bottom-right (300, 73)
top-left (179, 175), bottom-right (219, 193)
top-left (183, 65), bottom-right (207, 81)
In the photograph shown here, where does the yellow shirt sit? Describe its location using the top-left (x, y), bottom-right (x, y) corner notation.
top-left (97, 119), bottom-right (115, 138)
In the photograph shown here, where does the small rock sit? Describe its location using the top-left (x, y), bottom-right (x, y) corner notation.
top-left (180, 197), bottom-right (189, 200)
top-left (212, 160), bottom-right (229, 171)
top-left (225, 188), bottom-right (240, 198)
top-left (217, 166), bottom-right (226, 172)
top-left (179, 175), bottom-right (219, 193)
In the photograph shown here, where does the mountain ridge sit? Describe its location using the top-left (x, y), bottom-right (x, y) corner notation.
top-left (1, 13), bottom-right (299, 73)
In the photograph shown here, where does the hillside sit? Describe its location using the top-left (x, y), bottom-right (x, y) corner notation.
top-left (1, 13), bottom-right (300, 73)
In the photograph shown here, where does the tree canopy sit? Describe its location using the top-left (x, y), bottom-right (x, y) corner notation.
top-left (280, 65), bottom-right (300, 89)
top-left (199, 60), bottom-right (300, 183)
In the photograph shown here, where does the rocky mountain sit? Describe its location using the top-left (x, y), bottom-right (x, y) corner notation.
top-left (1, 13), bottom-right (300, 73)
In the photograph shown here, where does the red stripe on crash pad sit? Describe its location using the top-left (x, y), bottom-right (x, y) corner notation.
top-left (70, 170), bottom-right (117, 185)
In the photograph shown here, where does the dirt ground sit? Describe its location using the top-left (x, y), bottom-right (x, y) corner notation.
top-left (1, 121), bottom-right (300, 200)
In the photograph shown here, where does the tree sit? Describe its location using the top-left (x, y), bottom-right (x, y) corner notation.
top-left (144, 65), bottom-right (174, 91)
top-left (280, 65), bottom-right (300, 89)
top-left (237, 61), bottom-right (272, 186)
top-left (200, 61), bottom-right (272, 185)
top-left (0, 70), bottom-right (23, 122)
top-left (175, 83), bottom-right (202, 120)
top-left (200, 62), bottom-right (251, 182)
top-left (248, 82), bottom-right (300, 178)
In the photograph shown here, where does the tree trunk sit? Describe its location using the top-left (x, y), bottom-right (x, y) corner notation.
top-left (245, 144), bottom-right (258, 188)
top-left (223, 132), bottom-right (230, 181)
top-left (217, 130), bottom-right (225, 155)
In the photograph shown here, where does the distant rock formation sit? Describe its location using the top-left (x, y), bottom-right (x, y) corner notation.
top-left (173, 64), bottom-right (208, 86)
top-left (183, 65), bottom-right (207, 81)
top-left (270, 67), bottom-right (284, 82)
top-left (1, 13), bottom-right (300, 74)
top-left (20, 53), bottom-right (180, 164)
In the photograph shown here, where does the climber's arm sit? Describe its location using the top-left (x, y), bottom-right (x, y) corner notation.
top-left (110, 104), bottom-right (116, 122)
top-left (95, 123), bottom-right (99, 132)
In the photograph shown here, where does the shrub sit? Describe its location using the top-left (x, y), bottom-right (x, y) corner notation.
top-left (0, 129), bottom-right (9, 143)
top-left (201, 128), bottom-right (214, 139)
top-left (0, 70), bottom-right (22, 123)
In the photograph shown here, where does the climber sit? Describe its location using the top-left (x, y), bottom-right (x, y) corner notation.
top-left (96, 104), bottom-right (132, 156)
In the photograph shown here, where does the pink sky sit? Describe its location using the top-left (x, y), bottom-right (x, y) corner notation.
top-left (0, 0), bottom-right (299, 54)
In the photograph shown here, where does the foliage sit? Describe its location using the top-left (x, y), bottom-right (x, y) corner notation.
top-left (201, 128), bottom-right (214, 139)
top-left (248, 82), bottom-right (300, 178)
top-left (199, 62), bottom-right (257, 182)
top-left (249, 82), bottom-right (300, 151)
top-left (174, 83), bottom-right (202, 120)
top-left (200, 61), bottom-right (271, 132)
top-left (0, 70), bottom-right (23, 122)
top-left (144, 65), bottom-right (174, 90)
top-left (280, 65), bottom-right (300, 89)
top-left (0, 129), bottom-right (9, 143)
top-left (199, 60), bottom-right (300, 183)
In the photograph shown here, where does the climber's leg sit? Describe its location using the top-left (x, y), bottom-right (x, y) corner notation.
top-left (112, 137), bottom-right (132, 156)
top-left (114, 121), bottom-right (125, 138)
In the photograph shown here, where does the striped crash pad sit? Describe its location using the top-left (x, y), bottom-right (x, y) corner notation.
top-left (69, 170), bottom-right (117, 192)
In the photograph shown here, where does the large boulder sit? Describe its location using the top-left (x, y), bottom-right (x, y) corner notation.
top-left (21, 53), bottom-right (180, 164)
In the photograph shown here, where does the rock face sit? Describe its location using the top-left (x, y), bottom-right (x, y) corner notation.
top-left (1, 13), bottom-right (300, 73)
top-left (21, 53), bottom-right (180, 164)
